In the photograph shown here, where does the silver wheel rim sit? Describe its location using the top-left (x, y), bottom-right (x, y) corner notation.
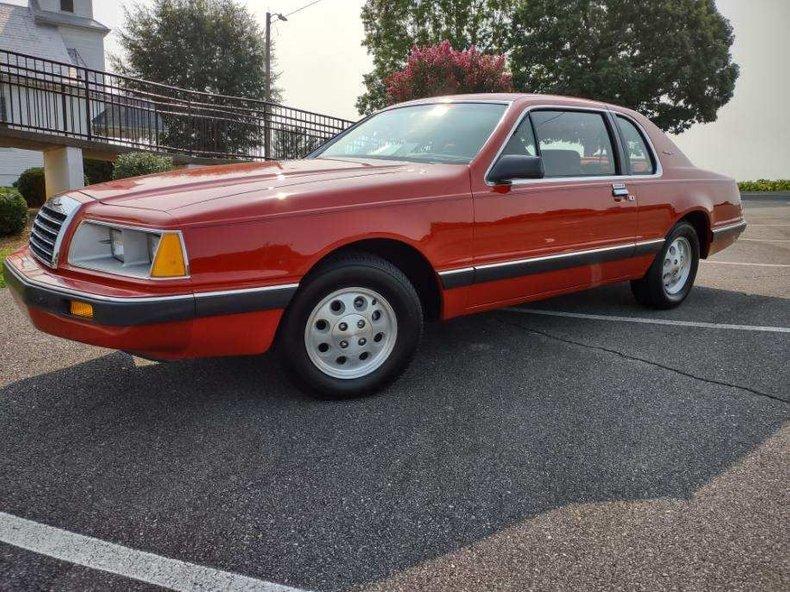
top-left (304, 287), bottom-right (398, 380)
top-left (663, 236), bottom-right (692, 295)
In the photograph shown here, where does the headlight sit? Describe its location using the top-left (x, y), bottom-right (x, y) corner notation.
top-left (68, 221), bottom-right (188, 279)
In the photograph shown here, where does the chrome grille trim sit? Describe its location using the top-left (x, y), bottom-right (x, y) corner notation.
top-left (32, 220), bottom-right (58, 240)
top-left (28, 195), bottom-right (82, 268)
top-left (37, 209), bottom-right (65, 226)
top-left (29, 233), bottom-right (54, 253)
top-left (30, 229), bottom-right (55, 247)
top-left (29, 240), bottom-right (52, 263)
top-left (41, 204), bottom-right (67, 219)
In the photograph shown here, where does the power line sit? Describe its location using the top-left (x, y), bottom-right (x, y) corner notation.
top-left (285, 0), bottom-right (327, 18)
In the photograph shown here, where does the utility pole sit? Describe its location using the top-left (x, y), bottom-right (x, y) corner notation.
top-left (264, 11), bottom-right (286, 159)
top-left (264, 12), bottom-right (272, 159)
top-left (265, 12), bottom-right (272, 102)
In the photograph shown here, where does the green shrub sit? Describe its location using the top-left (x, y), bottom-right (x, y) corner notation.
top-left (738, 179), bottom-right (790, 192)
top-left (84, 158), bottom-right (115, 185)
top-left (0, 187), bottom-right (28, 237)
top-left (14, 167), bottom-right (46, 208)
top-left (112, 152), bottom-right (174, 180)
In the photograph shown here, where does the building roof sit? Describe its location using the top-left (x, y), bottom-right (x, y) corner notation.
top-left (30, 0), bottom-right (109, 33)
top-left (0, 2), bottom-right (72, 63)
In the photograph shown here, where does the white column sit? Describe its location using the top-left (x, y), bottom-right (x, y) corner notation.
top-left (43, 147), bottom-right (84, 198)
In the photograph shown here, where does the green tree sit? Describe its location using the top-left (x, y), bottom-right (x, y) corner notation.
top-left (359, 0), bottom-right (738, 133)
top-left (113, 0), bottom-right (281, 155)
top-left (358, 0), bottom-right (517, 114)
top-left (114, 0), bottom-right (280, 101)
top-left (509, 0), bottom-right (739, 133)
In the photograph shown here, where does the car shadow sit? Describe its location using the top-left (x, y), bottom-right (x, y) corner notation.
top-left (1, 284), bottom-right (788, 591)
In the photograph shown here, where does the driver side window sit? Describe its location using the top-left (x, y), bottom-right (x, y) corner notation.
top-left (501, 118), bottom-right (537, 157)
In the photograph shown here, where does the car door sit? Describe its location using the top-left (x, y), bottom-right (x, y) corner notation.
top-left (468, 106), bottom-right (639, 308)
top-left (610, 112), bottom-right (665, 240)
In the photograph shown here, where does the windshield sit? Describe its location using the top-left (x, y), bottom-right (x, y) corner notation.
top-left (314, 103), bottom-right (508, 164)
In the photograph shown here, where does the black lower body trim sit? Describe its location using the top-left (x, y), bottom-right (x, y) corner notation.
top-left (194, 285), bottom-right (297, 317)
top-left (439, 240), bottom-right (665, 289)
top-left (712, 221), bottom-right (747, 240)
top-left (3, 261), bottom-right (297, 327)
top-left (437, 268), bottom-right (475, 289)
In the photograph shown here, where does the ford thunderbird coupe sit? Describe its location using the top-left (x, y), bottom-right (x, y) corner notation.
top-left (4, 94), bottom-right (746, 397)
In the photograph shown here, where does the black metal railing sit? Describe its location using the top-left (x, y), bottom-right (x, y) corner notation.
top-left (0, 49), bottom-right (354, 160)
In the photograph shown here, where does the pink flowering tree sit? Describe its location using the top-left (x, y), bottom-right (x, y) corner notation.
top-left (384, 41), bottom-right (513, 105)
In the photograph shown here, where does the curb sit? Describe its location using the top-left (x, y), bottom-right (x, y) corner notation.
top-left (740, 191), bottom-right (790, 201)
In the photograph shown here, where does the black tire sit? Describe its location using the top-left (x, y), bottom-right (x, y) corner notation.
top-left (278, 252), bottom-right (423, 399)
top-left (630, 221), bottom-right (700, 309)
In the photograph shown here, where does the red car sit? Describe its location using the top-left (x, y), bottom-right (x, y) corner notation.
top-left (4, 94), bottom-right (745, 397)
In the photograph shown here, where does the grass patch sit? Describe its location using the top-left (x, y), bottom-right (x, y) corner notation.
top-left (0, 247), bottom-right (11, 288)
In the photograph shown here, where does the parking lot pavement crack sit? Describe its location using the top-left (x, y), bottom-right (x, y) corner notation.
top-left (496, 316), bottom-right (789, 405)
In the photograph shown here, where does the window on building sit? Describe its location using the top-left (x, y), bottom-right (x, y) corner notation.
top-left (61, 0), bottom-right (75, 13)
top-left (616, 115), bottom-right (656, 175)
top-left (0, 96), bottom-right (7, 123)
top-left (531, 110), bottom-right (617, 177)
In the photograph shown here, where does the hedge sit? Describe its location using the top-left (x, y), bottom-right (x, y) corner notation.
top-left (0, 187), bottom-right (28, 237)
top-left (738, 179), bottom-right (790, 192)
top-left (14, 167), bottom-right (46, 208)
top-left (84, 159), bottom-right (115, 185)
top-left (113, 152), bottom-right (174, 180)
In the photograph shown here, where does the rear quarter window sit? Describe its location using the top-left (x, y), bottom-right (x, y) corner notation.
top-left (616, 115), bottom-right (657, 175)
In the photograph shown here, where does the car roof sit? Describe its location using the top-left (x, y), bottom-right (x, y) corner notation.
top-left (387, 93), bottom-right (650, 125)
top-left (395, 93), bottom-right (601, 106)
top-left (389, 93), bottom-right (641, 114)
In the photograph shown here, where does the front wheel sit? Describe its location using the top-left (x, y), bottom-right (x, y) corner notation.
top-left (278, 253), bottom-right (423, 398)
top-left (631, 221), bottom-right (700, 309)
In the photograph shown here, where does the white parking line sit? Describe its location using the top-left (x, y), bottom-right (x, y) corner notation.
top-left (702, 260), bottom-right (790, 268)
top-left (0, 512), bottom-right (309, 592)
top-left (506, 309), bottom-right (790, 334)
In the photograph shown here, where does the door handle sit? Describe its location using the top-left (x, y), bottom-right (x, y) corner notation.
top-left (612, 183), bottom-right (633, 202)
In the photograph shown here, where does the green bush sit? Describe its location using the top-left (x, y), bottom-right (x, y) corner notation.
top-left (0, 187), bottom-right (28, 237)
top-left (738, 179), bottom-right (790, 192)
top-left (84, 158), bottom-right (115, 186)
top-left (113, 152), bottom-right (174, 180)
top-left (14, 167), bottom-right (46, 208)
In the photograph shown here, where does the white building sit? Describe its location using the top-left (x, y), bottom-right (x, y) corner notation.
top-left (0, 0), bottom-right (109, 186)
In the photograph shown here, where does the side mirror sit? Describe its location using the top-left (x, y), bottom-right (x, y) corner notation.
top-left (488, 155), bottom-right (544, 184)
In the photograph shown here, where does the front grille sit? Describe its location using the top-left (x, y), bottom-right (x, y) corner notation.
top-left (28, 196), bottom-right (80, 267)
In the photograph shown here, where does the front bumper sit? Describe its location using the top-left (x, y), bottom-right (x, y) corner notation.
top-left (4, 260), bottom-right (195, 326)
top-left (4, 251), bottom-right (298, 359)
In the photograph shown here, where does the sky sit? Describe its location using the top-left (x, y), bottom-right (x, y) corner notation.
top-left (3, 0), bottom-right (788, 180)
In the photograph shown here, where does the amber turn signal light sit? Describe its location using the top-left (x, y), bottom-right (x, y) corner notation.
top-left (69, 300), bottom-right (94, 319)
top-left (150, 233), bottom-right (188, 278)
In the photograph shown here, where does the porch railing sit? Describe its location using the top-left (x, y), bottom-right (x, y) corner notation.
top-left (0, 49), bottom-right (354, 160)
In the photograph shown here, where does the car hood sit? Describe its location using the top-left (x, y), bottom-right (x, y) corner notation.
top-left (79, 158), bottom-right (418, 213)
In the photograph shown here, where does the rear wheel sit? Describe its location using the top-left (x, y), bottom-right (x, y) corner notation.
top-left (631, 221), bottom-right (700, 309)
top-left (278, 253), bottom-right (423, 398)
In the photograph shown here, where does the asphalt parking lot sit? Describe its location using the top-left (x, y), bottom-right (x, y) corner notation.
top-left (1, 197), bottom-right (788, 592)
